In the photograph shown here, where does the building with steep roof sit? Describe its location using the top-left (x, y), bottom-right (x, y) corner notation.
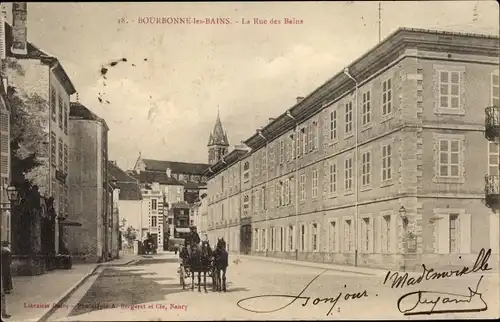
top-left (208, 110), bottom-right (230, 165)
top-left (67, 101), bottom-right (112, 262)
top-left (3, 3), bottom-right (78, 271)
top-left (205, 27), bottom-right (500, 270)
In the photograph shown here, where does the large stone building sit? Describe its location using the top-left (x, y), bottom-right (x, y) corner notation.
top-left (0, 70), bottom-right (11, 245)
top-left (4, 3), bottom-right (77, 258)
top-left (205, 27), bottom-right (500, 270)
top-left (67, 101), bottom-right (113, 262)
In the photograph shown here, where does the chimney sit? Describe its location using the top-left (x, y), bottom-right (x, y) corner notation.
top-left (296, 96), bottom-right (305, 104)
top-left (166, 168), bottom-right (172, 177)
top-left (0, 5), bottom-right (6, 60)
top-left (11, 2), bottom-right (28, 56)
top-left (268, 118), bottom-right (275, 124)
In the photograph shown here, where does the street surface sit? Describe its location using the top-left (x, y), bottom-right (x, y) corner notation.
top-left (47, 252), bottom-right (499, 321)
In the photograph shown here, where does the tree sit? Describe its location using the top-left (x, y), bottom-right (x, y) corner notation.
top-left (8, 85), bottom-right (49, 198)
top-left (122, 226), bottom-right (137, 246)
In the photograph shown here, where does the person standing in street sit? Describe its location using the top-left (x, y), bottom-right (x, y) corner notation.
top-left (1, 243), bottom-right (12, 319)
top-left (1, 241), bottom-right (13, 294)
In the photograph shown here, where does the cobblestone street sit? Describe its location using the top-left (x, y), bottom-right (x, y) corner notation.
top-left (42, 252), bottom-right (500, 321)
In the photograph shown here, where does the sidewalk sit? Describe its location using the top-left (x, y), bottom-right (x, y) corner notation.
top-left (234, 254), bottom-right (388, 276)
top-left (6, 252), bottom-right (143, 322)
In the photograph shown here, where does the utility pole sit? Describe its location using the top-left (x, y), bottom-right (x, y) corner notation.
top-left (378, 2), bottom-right (382, 43)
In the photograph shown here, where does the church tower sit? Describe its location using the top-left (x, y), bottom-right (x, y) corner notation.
top-left (208, 110), bottom-right (229, 165)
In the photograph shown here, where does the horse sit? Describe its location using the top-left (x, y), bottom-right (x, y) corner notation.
top-left (213, 238), bottom-right (229, 292)
top-left (188, 242), bottom-right (213, 292)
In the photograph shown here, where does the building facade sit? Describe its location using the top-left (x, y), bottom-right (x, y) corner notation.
top-left (67, 102), bottom-right (111, 262)
top-left (0, 72), bottom-right (11, 244)
top-left (4, 3), bottom-right (77, 256)
top-left (206, 28), bottom-right (500, 270)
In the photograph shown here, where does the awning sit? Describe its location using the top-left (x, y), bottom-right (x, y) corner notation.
top-left (176, 227), bottom-right (190, 233)
top-left (60, 221), bottom-right (82, 227)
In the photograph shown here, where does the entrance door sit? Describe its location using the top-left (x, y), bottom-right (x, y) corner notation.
top-left (240, 225), bottom-right (252, 255)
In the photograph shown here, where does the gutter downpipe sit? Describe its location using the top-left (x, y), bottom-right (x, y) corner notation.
top-left (258, 130), bottom-right (268, 257)
top-left (344, 67), bottom-right (359, 267)
top-left (286, 111), bottom-right (299, 261)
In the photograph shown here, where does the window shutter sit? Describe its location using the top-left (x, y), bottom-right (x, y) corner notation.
top-left (334, 221), bottom-right (340, 253)
top-left (436, 215), bottom-right (450, 254)
top-left (369, 217), bottom-right (374, 253)
top-left (490, 213), bottom-right (500, 254)
top-left (459, 213), bottom-right (471, 254)
top-left (323, 110), bottom-right (329, 147)
top-left (374, 216), bottom-right (381, 253)
top-left (317, 222), bottom-right (322, 252)
top-left (390, 214), bottom-right (398, 253)
top-left (323, 162), bottom-right (329, 196)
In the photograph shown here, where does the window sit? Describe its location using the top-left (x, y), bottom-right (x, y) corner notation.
top-left (345, 101), bottom-right (353, 135)
top-left (151, 199), bottom-right (157, 210)
top-left (284, 179), bottom-right (290, 205)
top-left (51, 87), bottom-right (56, 121)
top-left (271, 228), bottom-right (275, 251)
top-left (302, 126), bottom-right (308, 154)
top-left (308, 123), bottom-right (314, 152)
top-left (344, 219), bottom-right (352, 252)
top-left (434, 210), bottom-right (471, 254)
top-left (221, 203), bottom-right (225, 221)
top-left (330, 110), bottom-right (337, 141)
top-left (312, 169), bottom-right (318, 198)
top-left (151, 216), bottom-right (157, 227)
top-left (492, 72), bottom-right (499, 107)
top-left (381, 215), bottom-right (391, 253)
top-left (58, 138), bottom-right (63, 169)
top-left (382, 78), bottom-right (392, 116)
top-left (361, 217), bottom-right (371, 253)
top-left (311, 223), bottom-right (318, 251)
top-left (438, 139), bottom-right (460, 177)
top-left (59, 183), bottom-right (64, 216)
top-left (362, 90), bottom-right (371, 126)
top-left (243, 162), bottom-right (250, 183)
top-left (63, 144), bottom-right (68, 174)
top-left (58, 95), bottom-right (64, 129)
top-left (329, 220), bottom-right (338, 252)
top-left (63, 102), bottom-right (68, 134)
top-left (290, 134), bottom-right (296, 159)
top-left (299, 174), bottom-right (306, 201)
top-left (64, 185), bottom-right (68, 216)
top-left (344, 156), bottom-right (353, 192)
top-left (439, 70), bottom-right (460, 109)
top-left (280, 227), bottom-right (284, 251)
top-left (50, 132), bottom-right (56, 167)
top-left (297, 129), bottom-right (303, 157)
top-left (489, 142), bottom-right (499, 176)
top-left (329, 161), bottom-right (337, 195)
top-left (261, 186), bottom-right (266, 210)
top-left (381, 144), bottom-right (392, 182)
top-left (449, 214), bottom-right (459, 253)
top-left (262, 228), bottom-right (266, 251)
top-left (300, 224), bottom-right (306, 251)
top-left (361, 150), bottom-right (371, 187)
top-left (289, 225), bottom-right (294, 251)
top-left (279, 140), bottom-right (285, 164)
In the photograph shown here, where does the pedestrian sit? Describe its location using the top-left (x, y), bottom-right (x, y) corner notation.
top-left (1, 277), bottom-right (11, 319)
top-left (1, 241), bottom-right (13, 294)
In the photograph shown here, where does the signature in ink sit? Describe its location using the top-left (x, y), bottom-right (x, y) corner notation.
top-left (384, 248), bottom-right (492, 289)
top-left (236, 269), bottom-right (369, 316)
top-left (397, 275), bottom-right (488, 315)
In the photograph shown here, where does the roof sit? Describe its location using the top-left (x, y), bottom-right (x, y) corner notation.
top-left (207, 111), bottom-right (229, 146)
top-left (142, 159), bottom-right (209, 175)
top-left (243, 27), bottom-right (500, 151)
top-left (70, 102), bottom-right (109, 130)
top-left (129, 170), bottom-right (183, 186)
top-left (171, 201), bottom-right (191, 209)
top-left (4, 22), bottom-right (77, 95)
top-left (183, 181), bottom-right (207, 190)
top-left (107, 161), bottom-right (142, 200)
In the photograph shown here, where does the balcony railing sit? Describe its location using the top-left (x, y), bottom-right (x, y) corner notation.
top-left (485, 106), bottom-right (500, 141)
top-left (485, 174), bottom-right (500, 207)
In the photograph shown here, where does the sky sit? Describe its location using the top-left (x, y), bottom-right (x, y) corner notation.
top-left (3, 1), bottom-right (499, 170)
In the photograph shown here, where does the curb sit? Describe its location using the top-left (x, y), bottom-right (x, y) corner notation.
top-left (235, 254), bottom-right (390, 277)
top-left (35, 259), bottom-right (138, 322)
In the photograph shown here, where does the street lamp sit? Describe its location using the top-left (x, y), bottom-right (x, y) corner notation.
top-left (399, 206), bottom-right (408, 224)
